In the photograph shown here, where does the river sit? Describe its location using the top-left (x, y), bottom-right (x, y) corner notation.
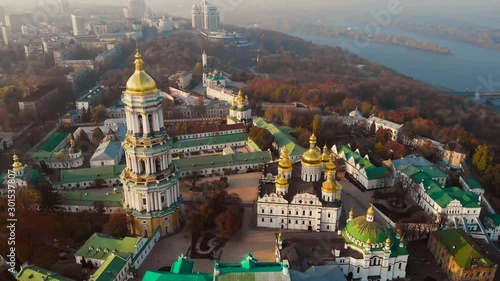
top-left (289, 28), bottom-right (500, 92)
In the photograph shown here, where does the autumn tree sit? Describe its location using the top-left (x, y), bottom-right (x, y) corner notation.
top-left (183, 171), bottom-right (201, 191)
top-left (93, 201), bottom-right (105, 215)
top-left (472, 145), bottom-right (494, 174)
top-left (37, 179), bottom-right (61, 212)
top-left (91, 105), bottom-right (107, 124)
top-left (91, 127), bottom-right (104, 146)
top-left (312, 114), bottom-right (321, 136)
top-left (107, 213), bottom-right (128, 237)
top-left (215, 206), bottom-right (242, 238)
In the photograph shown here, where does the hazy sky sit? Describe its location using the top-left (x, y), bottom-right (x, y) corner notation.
top-left (1, 0), bottom-right (499, 28)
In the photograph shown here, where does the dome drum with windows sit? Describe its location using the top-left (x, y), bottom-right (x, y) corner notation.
top-left (342, 205), bottom-right (405, 251)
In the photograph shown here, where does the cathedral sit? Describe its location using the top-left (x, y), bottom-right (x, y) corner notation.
top-left (257, 134), bottom-right (343, 232)
top-left (120, 49), bottom-right (182, 237)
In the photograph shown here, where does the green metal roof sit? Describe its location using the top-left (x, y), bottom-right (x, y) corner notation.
top-left (75, 233), bottom-right (141, 261)
top-left (37, 132), bottom-right (69, 152)
top-left (17, 265), bottom-right (75, 281)
top-left (59, 191), bottom-right (122, 207)
top-left (401, 164), bottom-right (447, 179)
top-left (171, 255), bottom-right (194, 274)
top-left (89, 254), bottom-right (130, 281)
top-left (343, 216), bottom-right (390, 245)
top-left (173, 151), bottom-right (271, 172)
top-left (336, 145), bottom-right (389, 179)
top-left (425, 185), bottom-right (480, 208)
top-left (142, 271), bottom-right (213, 281)
top-left (58, 165), bottom-right (125, 184)
top-left (172, 133), bottom-right (248, 150)
top-left (464, 177), bottom-right (484, 190)
top-left (431, 229), bottom-right (495, 269)
top-left (486, 214), bottom-right (500, 227)
top-left (253, 118), bottom-right (306, 156)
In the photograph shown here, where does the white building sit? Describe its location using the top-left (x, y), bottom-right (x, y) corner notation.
top-left (71, 13), bottom-right (86, 36)
top-left (192, 0), bottom-right (220, 31)
top-left (484, 214), bottom-right (500, 241)
top-left (366, 116), bottom-right (402, 141)
top-left (401, 163), bottom-right (481, 226)
top-left (169, 71), bottom-right (192, 89)
top-left (276, 206), bottom-right (409, 281)
top-left (90, 138), bottom-right (124, 167)
top-left (332, 144), bottom-right (393, 190)
top-left (257, 141), bottom-right (343, 232)
top-left (206, 84), bottom-right (235, 103)
top-left (75, 230), bottom-right (159, 281)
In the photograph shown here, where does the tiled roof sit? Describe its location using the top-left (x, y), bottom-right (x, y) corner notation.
top-left (431, 229), bottom-right (495, 269)
top-left (336, 145), bottom-right (389, 180)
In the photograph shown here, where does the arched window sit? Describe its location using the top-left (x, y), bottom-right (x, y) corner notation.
top-left (155, 158), bottom-right (162, 173)
top-left (138, 115), bottom-right (144, 135)
top-left (148, 114), bottom-right (154, 134)
top-left (139, 159), bottom-right (146, 174)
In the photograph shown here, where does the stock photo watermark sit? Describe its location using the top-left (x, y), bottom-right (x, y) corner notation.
top-left (6, 169), bottom-right (17, 274)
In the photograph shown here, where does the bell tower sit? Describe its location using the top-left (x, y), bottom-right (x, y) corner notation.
top-left (120, 48), bottom-right (182, 237)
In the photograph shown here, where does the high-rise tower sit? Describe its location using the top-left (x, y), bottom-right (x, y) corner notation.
top-left (121, 48), bottom-right (182, 237)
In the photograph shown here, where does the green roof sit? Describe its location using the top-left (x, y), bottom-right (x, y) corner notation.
top-left (486, 214), bottom-right (500, 227)
top-left (401, 164), bottom-right (448, 179)
top-left (431, 229), bottom-right (495, 269)
top-left (218, 254), bottom-right (284, 275)
top-left (37, 132), bottom-right (69, 152)
top-left (89, 254), bottom-right (130, 281)
top-left (253, 117), bottom-right (306, 156)
top-left (464, 177), bottom-right (484, 190)
top-left (173, 151), bottom-right (271, 172)
top-left (425, 184), bottom-right (480, 208)
top-left (172, 133), bottom-right (248, 150)
top-left (343, 216), bottom-right (390, 245)
top-left (77, 85), bottom-right (106, 103)
top-left (75, 233), bottom-right (141, 261)
top-left (58, 165), bottom-right (125, 184)
top-left (171, 255), bottom-right (194, 274)
top-left (143, 271), bottom-right (213, 281)
top-left (59, 191), bottom-right (122, 207)
top-left (17, 265), bottom-right (75, 281)
top-left (336, 145), bottom-right (389, 179)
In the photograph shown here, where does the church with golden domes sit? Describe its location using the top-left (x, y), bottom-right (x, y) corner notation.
top-left (257, 133), bottom-right (343, 232)
top-left (120, 49), bottom-right (182, 237)
top-left (227, 90), bottom-right (251, 125)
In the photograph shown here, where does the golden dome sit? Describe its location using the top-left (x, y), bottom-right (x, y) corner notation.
top-left (125, 49), bottom-right (157, 95)
top-left (321, 145), bottom-right (330, 163)
top-left (367, 204), bottom-right (375, 216)
top-left (275, 173), bottom-right (288, 188)
top-left (385, 237), bottom-right (392, 245)
top-left (235, 90), bottom-right (245, 106)
top-left (301, 133), bottom-right (321, 166)
top-left (366, 239), bottom-right (372, 247)
top-left (349, 208), bottom-right (354, 217)
top-left (325, 154), bottom-right (336, 173)
top-left (12, 154), bottom-right (23, 171)
top-left (278, 147), bottom-right (292, 172)
top-left (322, 171), bottom-right (335, 193)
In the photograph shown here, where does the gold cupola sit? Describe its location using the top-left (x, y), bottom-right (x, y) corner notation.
top-left (275, 172), bottom-right (289, 191)
top-left (321, 145), bottom-right (330, 164)
top-left (125, 49), bottom-right (157, 95)
top-left (235, 90), bottom-right (245, 107)
top-left (324, 153), bottom-right (336, 175)
top-left (322, 170), bottom-right (335, 193)
top-left (367, 204), bottom-right (375, 216)
top-left (301, 133), bottom-right (321, 166)
top-left (278, 147), bottom-right (292, 172)
top-left (12, 153), bottom-right (23, 171)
